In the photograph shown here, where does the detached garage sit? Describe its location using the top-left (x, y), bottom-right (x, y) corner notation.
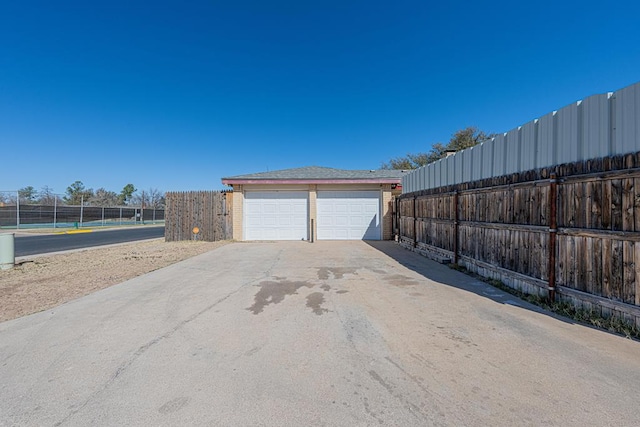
top-left (222, 166), bottom-right (404, 241)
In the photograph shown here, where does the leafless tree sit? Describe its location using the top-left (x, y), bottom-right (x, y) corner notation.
top-left (131, 188), bottom-right (165, 209)
top-left (90, 188), bottom-right (120, 206)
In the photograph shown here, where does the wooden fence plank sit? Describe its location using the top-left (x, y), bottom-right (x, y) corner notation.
top-left (611, 179), bottom-right (623, 231)
top-left (611, 239), bottom-right (624, 300)
top-left (576, 236), bottom-right (587, 292)
top-left (635, 178), bottom-right (640, 232)
top-left (591, 238), bottom-right (603, 296)
top-left (602, 180), bottom-right (612, 230)
top-left (622, 178), bottom-right (635, 232)
top-left (602, 238), bottom-right (612, 298)
top-left (636, 241), bottom-right (640, 306)
top-left (623, 241), bottom-right (636, 304)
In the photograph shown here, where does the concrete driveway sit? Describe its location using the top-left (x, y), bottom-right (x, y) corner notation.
top-left (1, 241), bottom-right (639, 426)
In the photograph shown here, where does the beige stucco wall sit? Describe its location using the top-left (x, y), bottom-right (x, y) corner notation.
top-left (381, 184), bottom-right (394, 240)
top-left (230, 183), bottom-right (396, 241)
top-left (308, 185), bottom-right (317, 241)
top-left (231, 185), bottom-right (243, 240)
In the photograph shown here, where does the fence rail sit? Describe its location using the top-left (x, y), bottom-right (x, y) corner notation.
top-left (396, 153), bottom-right (640, 328)
top-left (165, 191), bottom-right (232, 242)
top-left (403, 81), bottom-right (640, 192)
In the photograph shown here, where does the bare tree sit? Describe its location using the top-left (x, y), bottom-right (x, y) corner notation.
top-left (131, 188), bottom-right (164, 208)
top-left (90, 188), bottom-right (120, 206)
top-left (146, 188), bottom-right (165, 209)
top-left (39, 186), bottom-right (58, 205)
top-left (0, 192), bottom-right (11, 206)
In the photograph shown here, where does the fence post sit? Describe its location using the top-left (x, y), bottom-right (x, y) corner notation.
top-left (101, 207), bottom-right (105, 227)
top-left (391, 197), bottom-right (398, 238)
top-left (119, 207), bottom-right (122, 225)
top-left (412, 195), bottom-right (417, 248)
top-left (453, 190), bottom-right (459, 264)
top-left (80, 195), bottom-right (84, 227)
top-left (53, 197), bottom-right (57, 229)
top-left (548, 172), bottom-right (558, 302)
top-left (16, 191), bottom-right (20, 230)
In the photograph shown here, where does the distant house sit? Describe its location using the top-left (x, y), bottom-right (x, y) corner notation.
top-left (221, 166), bottom-right (404, 241)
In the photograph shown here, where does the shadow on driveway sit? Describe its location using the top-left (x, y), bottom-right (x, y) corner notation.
top-left (364, 240), bottom-right (591, 330)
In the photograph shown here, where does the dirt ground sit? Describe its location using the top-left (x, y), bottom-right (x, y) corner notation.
top-left (0, 239), bottom-right (228, 322)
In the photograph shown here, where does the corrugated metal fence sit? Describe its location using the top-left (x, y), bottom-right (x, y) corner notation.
top-left (165, 191), bottom-right (232, 242)
top-left (403, 81), bottom-right (640, 192)
top-left (396, 153), bottom-right (640, 328)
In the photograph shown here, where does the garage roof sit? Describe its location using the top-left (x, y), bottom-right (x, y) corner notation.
top-left (222, 166), bottom-right (406, 185)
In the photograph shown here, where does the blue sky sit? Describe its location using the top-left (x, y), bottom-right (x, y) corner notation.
top-left (1, 0), bottom-right (639, 194)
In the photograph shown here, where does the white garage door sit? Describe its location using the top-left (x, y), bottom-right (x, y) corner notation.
top-left (244, 191), bottom-right (308, 240)
top-left (317, 191), bottom-right (381, 240)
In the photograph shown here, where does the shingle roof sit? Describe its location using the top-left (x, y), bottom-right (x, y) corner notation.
top-left (222, 166), bottom-right (406, 181)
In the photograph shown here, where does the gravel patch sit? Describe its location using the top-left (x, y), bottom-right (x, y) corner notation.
top-left (0, 239), bottom-right (229, 322)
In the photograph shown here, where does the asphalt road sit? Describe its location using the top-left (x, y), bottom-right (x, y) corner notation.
top-left (1, 241), bottom-right (639, 426)
top-left (14, 226), bottom-right (165, 256)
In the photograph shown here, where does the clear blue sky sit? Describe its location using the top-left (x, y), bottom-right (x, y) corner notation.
top-left (1, 0), bottom-right (639, 194)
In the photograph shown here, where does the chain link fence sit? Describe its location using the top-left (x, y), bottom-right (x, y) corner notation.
top-left (0, 191), bottom-right (164, 229)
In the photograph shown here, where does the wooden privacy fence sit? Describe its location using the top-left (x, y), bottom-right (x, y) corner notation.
top-left (396, 153), bottom-right (640, 327)
top-left (165, 191), bottom-right (232, 242)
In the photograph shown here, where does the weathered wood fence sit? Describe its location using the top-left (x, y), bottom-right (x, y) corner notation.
top-left (165, 191), bottom-right (232, 242)
top-left (396, 153), bottom-right (640, 328)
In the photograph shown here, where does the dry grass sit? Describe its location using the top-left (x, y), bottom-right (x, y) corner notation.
top-left (0, 239), bottom-right (229, 322)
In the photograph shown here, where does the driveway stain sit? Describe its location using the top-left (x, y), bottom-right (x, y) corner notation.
top-left (385, 274), bottom-right (419, 287)
top-left (369, 370), bottom-right (394, 394)
top-left (306, 292), bottom-right (329, 315)
top-left (158, 397), bottom-right (190, 414)
top-left (317, 267), bottom-right (358, 280)
top-left (247, 280), bottom-right (314, 314)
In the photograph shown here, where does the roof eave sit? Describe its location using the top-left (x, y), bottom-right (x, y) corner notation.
top-left (221, 178), bottom-right (402, 185)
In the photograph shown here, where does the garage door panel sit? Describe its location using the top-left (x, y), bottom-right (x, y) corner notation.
top-left (244, 191), bottom-right (308, 241)
top-left (317, 191), bottom-right (381, 240)
top-left (263, 204), bottom-right (277, 214)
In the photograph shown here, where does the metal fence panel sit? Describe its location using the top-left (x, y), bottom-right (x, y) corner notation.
top-left (454, 151), bottom-right (464, 184)
top-left (419, 166), bottom-right (426, 191)
top-left (505, 127), bottom-right (521, 174)
top-left (472, 143), bottom-right (483, 181)
top-left (582, 93), bottom-right (611, 160)
top-left (462, 147), bottom-right (473, 183)
top-left (537, 111), bottom-right (556, 167)
top-left (615, 81), bottom-right (640, 155)
top-left (520, 119), bottom-right (537, 171)
top-left (445, 154), bottom-right (455, 185)
top-left (480, 141), bottom-right (494, 179)
top-left (556, 101), bottom-right (581, 164)
top-left (492, 133), bottom-right (507, 177)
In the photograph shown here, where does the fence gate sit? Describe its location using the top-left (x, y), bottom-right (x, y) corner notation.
top-left (165, 191), bottom-right (232, 242)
